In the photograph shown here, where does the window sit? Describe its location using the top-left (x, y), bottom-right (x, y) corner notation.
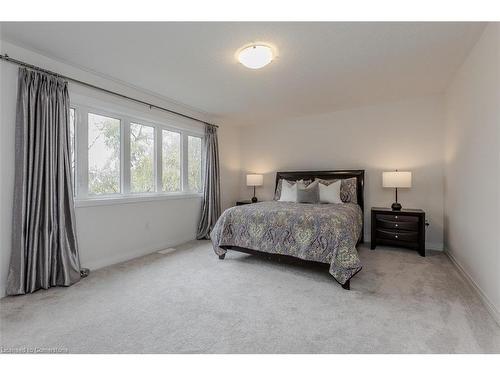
top-left (70, 102), bottom-right (204, 203)
top-left (88, 113), bottom-right (121, 195)
top-left (162, 129), bottom-right (181, 192)
top-left (69, 108), bottom-right (76, 191)
top-left (188, 135), bottom-right (202, 192)
top-left (130, 123), bottom-right (155, 193)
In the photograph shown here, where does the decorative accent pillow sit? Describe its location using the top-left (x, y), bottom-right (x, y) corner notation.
top-left (274, 179), bottom-right (312, 200)
top-left (317, 180), bottom-right (342, 203)
top-left (278, 180), bottom-right (298, 202)
top-left (315, 177), bottom-right (358, 204)
top-left (297, 181), bottom-right (320, 203)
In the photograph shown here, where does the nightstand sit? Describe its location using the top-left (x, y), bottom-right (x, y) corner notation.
top-left (371, 207), bottom-right (426, 257)
top-left (236, 200), bottom-right (254, 206)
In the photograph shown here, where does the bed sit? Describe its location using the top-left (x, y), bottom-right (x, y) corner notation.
top-left (210, 170), bottom-right (365, 290)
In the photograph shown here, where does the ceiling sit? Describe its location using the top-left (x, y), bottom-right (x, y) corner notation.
top-left (1, 22), bottom-right (485, 125)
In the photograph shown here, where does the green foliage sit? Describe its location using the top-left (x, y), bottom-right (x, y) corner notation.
top-left (130, 123), bottom-right (154, 193)
top-left (162, 130), bottom-right (181, 192)
top-left (86, 113), bottom-right (202, 195)
top-left (188, 136), bottom-right (202, 192)
top-left (88, 114), bottom-right (120, 195)
top-left (69, 109), bottom-right (76, 189)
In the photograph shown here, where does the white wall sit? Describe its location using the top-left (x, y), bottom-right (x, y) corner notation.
top-left (444, 23), bottom-right (500, 321)
top-left (2, 25), bottom-right (497, 320)
top-left (0, 41), bottom-right (240, 297)
top-left (218, 124), bottom-right (241, 211)
top-left (238, 95), bottom-right (445, 249)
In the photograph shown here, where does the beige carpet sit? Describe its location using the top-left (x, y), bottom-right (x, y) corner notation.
top-left (1, 241), bottom-right (499, 353)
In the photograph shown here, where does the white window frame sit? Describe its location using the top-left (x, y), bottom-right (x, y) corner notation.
top-left (160, 127), bottom-right (182, 193)
top-left (69, 107), bottom-right (77, 197)
top-left (129, 121), bottom-right (156, 195)
top-left (70, 100), bottom-right (204, 207)
top-left (186, 133), bottom-right (204, 193)
top-left (85, 110), bottom-right (124, 197)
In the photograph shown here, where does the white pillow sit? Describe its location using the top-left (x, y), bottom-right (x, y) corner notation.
top-left (318, 180), bottom-right (342, 203)
top-left (295, 179), bottom-right (307, 189)
top-left (279, 180), bottom-right (298, 202)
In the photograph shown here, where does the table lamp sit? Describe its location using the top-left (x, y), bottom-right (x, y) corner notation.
top-left (382, 171), bottom-right (412, 211)
top-left (246, 174), bottom-right (263, 203)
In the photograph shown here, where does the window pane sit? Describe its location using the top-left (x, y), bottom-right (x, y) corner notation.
top-left (188, 135), bottom-right (202, 192)
top-left (130, 123), bottom-right (155, 193)
top-left (88, 113), bottom-right (121, 195)
top-left (69, 108), bottom-right (76, 193)
top-left (162, 130), bottom-right (181, 192)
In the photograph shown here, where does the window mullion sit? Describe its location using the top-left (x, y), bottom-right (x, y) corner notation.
top-left (156, 126), bottom-right (162, 193)
top-left (182, 132), bottom-right (188, 192)
top-left (77, 107), bottom-right (89, 199)
top-left (73, 100), bottom-right (203, 200)
top-left (123, 118), bottom-right (131, 194)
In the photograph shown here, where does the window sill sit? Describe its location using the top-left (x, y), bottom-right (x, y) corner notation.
top-left (74, 192), bottom-right (203, 208)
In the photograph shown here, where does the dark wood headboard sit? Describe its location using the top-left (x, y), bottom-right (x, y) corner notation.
top-left (275, 170), bottom-right (365, 243)
top-left (275, 169), bottom-right (365, 214)
top-left (274, 169), bottom-right (365, 243)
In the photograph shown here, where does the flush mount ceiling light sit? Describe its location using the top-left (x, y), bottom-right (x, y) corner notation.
top-left (237, 43), bottom-right (276, 69)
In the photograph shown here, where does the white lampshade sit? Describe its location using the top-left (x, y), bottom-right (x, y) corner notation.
top-left (246, 174), bottom-right (263, 187)
top-left (382, 171), bottom-right (412, 188)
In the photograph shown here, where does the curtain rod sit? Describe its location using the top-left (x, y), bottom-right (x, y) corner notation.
top-left (0, 53), bottom-right (218, 128)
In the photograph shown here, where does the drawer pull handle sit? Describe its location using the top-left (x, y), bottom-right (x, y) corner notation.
top-left (395, 235), bottom-right (398, 239)
top-left (395, 216), bottom-right (398, 219)
top-left (395, 224), bottom-right (398, 227)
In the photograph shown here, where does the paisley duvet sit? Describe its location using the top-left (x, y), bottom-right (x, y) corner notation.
top-left (211, 201), bottom-right (363, 284)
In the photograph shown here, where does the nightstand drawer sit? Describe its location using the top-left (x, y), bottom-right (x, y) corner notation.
top-left (376, 229), bottom-right (418, 243)
top-left (376, 214), bottom-right (418, 223)
top-left (371, 207), bottom-right (425, 256)
top-left (376, 218), bottom-right (418, 231)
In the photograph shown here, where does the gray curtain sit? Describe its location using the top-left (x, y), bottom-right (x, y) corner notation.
top-left (196, 124), bottom-right (221, 239)
top-left (7, 68), bottom-right (81, 295)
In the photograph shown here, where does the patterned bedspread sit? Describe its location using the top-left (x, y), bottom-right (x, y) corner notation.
top-left (210, 201), bottom-right (363, 284)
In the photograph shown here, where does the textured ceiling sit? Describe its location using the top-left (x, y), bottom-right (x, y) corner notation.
top-left (1, 22), bottom-right (485, 125)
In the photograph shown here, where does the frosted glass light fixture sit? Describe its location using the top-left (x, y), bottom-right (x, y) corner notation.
top-left (237, 44), bottom-right (275, 69)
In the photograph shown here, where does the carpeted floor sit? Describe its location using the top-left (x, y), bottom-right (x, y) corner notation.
top-left (1, 241), bottom-right (499, 353)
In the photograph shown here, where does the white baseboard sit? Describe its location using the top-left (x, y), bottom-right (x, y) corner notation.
top-left (364, 233), bottom-right (443, 251)
top-left (426, 242), bottom-right (444, 251)
top-left (81, 236), bottom-right (196, 271)
top-left (444, 248), bottom-right (500, 327)
top-left (0, 236), bottom-right (196, 300)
